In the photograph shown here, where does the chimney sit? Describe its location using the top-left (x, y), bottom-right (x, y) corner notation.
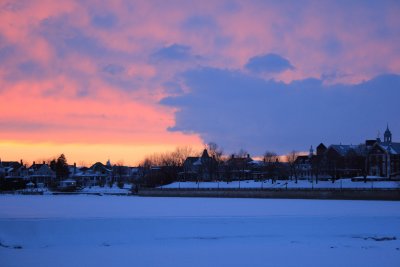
top-left (247, 154), bottom-right (250, 159)
top-left (20, 159), bottom-right (23, 165)
top-left (43, 161), bottom-right (45, 165)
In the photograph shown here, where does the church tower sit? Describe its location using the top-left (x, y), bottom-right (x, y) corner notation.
top-left (384, 124), bottom-right (392, 143)
top-left (308, 145), bottom-right (314, 158)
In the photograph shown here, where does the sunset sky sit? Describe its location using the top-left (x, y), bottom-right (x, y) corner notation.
top-left (1, 0), bottom-right (400, 165)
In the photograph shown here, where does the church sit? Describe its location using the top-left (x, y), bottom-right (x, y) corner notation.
top-left (367, 125), bottom-right (400, 178)
top-left (296, 125), bottom-right (400, 180)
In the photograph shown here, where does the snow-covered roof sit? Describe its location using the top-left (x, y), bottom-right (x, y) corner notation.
top-left (329, 144), bottom-right (361, 156)
top-left (61, 179), bottom-right (76, 182)
top-left (249, 160), bottom-right (263, 165)
top-left (379, 142), bottom-right (400, 155)
top-left (193, 158), bottom-right (202, 166)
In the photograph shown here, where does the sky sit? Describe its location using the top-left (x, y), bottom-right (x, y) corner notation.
top-left (1, 0), bottom-right (400, 165)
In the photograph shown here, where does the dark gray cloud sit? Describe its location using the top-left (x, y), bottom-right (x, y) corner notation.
top-left (91, 13), bottom-right (118, 29)
top-left (18, 61), bottom-right (42, 76)
top-left (161, 67), bottom-right (400, 155)
top-left (100, 63), bottom-right (140, 91)
top-left (0, 120), bottom-right (48, 131)
top-left (32, 16), bottom-right (138, 94)
top-left (102, 64), bottom-right (125, 75)
top-left (182, 15), bottom-right (217, 30)
top-left (322, 36), bottom-right (343, 56)
top-left (320, 70), bottom-right (350, 83)
top-left (3, 60), bottom-right (48, 82)
top-left (0, 45), bottom-right (15, 62)
top-left (182, 15), bottom-right (231, 49)
top-left (245, 53), bottom-right (294, 74)
top-left (39, 16), bottom-right (113, 58)
top-left (163, 81), bottom-right (184, 95)
top-left (1, 1), bottom-right (26, 12)
top-left (150, 44), bottom-right (193, 62)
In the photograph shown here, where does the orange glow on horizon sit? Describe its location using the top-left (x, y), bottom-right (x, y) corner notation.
top-left (0, 140), bottom-right (204, 167)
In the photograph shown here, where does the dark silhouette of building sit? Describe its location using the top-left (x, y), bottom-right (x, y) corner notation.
top-left (367, 125), bottom-right (400, 178)
top-left (181, 149), bottom-right (217, 181)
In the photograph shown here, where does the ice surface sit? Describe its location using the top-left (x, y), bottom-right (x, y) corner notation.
top-left (0, 195), bottom-right (399, 267)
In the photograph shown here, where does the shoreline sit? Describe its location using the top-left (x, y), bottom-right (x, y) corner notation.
top-left (138, 188), bottom-right (400, 201)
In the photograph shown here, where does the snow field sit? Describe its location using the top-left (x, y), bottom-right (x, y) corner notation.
top-left (0, 195), bottom-right (399, 267)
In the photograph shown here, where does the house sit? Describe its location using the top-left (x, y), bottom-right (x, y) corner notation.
top-left (247, 160), bottom-right (266, 180)
top-left (8, 165), bottom-right (28, 180)
top-left (295, 146), bottom-right (314, 178)
top-left (294, 142), bottom-right (366, 180)
top-left (316, 143), bottom-right (327, 156)
top-left (91, 161), bottom-right (112, 175)
top-left (181, 149), bottom-right (217, 181)
top-left (223, 153), bottom-right (254, 181)
top-left (68, 163), bottom-right (78, 177)
top-left (0, 160), bottom-right (26, 178)
top-left (28, 162), bottom-right (56, 185)
top-left (0, 160), bottom-right (27, 190)
top-left (367, 125), bottom-right (400, 178)
top-left (112, 164), bottom-right (133, 184)
top-left (323, 144), bottom-right (366, 178)
top-left (58, 179), bottom-right (77, 191)
top-left (72, 167), bottom-right (103, 187)
top-left (73, 161), bottom-right (112, 186)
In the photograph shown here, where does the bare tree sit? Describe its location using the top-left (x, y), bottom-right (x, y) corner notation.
top-left (140, 146), bottom-right (197, 168)
top-left (311, 156), bottom-right (321, 184)
top-left (206, 142), bottom-right (224, 180)
top-left (171, 146), bottom-right (196, 166)
top-left (206, 142), bottom-right (223, 162)
top-left (286, 150), bottom-right (299, 183)
top-left (138, 146), bottom-right (198, 187)
top-left (113, 161), bottom-right (126, 188)
top-left (263, 151), bottom-right (279, 163)
top-left (263, 151), bottom-right (279, 183)
top-left (235, 148), bottom-right (249, 158)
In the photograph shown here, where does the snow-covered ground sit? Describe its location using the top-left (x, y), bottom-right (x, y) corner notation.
top-left (0, 195), bottom-right (399, 267)
top-left (16, 184), bottom-right (132, 195)
top-left (161, 179), bottom-right (400, 189)
top-left (79, 184), bottom-right (131, 194)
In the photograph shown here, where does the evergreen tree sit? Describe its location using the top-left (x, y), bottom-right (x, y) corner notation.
top-left (55, 154), bottom-right (69, 180)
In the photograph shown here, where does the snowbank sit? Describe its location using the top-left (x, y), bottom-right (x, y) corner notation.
top-left (79, 184), bottom-right (131, 194)
top-left (161, 179), bottom-right (400, 189)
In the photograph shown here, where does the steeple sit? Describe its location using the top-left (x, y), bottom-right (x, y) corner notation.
top-left (384, 124), bottom-right (392, 143)
top-left (201, 149), bottom-right (209, 158)
top-left (308, 145), bottom-right (314, 158)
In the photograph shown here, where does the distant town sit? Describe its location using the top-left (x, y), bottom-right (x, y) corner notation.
top-left (1, 126), bottom-right (399, 192)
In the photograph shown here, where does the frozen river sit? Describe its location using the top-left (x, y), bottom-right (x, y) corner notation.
top-left (0, 195), bottom-right (399, 266)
